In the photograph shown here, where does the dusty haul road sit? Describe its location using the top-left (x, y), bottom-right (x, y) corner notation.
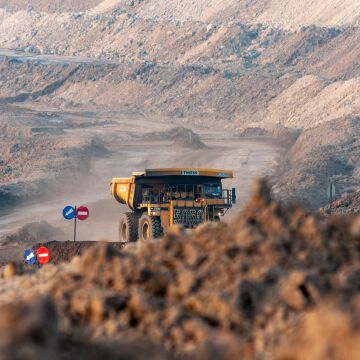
top-left (0, 47), bottom-right (106, 65)
top-left (0, 48), bottom-right (278, 264)
top-left (0, 112), bottom-right (279, 266)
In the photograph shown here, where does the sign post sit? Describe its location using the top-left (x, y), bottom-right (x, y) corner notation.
top-left (327, 183), bottom-right (337, 214)
top-left (63, 205), bottom-right (89, 242)
top-left (74, 206), bottom-right (77, 242)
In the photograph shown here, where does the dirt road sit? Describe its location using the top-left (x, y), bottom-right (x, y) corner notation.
top-left (0, 114), bottom-right (279, 246)
top-left (0, 47), bottom-right (105, 65)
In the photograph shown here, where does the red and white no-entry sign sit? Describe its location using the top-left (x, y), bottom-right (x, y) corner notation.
top-left (76, 206), bottom-right (89, 221)
top-left (36, 246), bottom-right (51, 264)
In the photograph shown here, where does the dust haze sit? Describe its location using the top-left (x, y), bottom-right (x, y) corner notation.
top-left (1, 111), bottom-right (279, 249)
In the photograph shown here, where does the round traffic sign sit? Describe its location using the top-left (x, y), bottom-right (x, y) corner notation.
top-left (76, 206), bottom-right (89, 221)
top-left (23, 249), bottom-right (36, 265)
top-left (63, 205), bottom-right (76, 220)
top-left (36, 246), bottom-right (51, 264)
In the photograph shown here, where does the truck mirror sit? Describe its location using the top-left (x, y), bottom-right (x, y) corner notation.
top-left (232, 188), bottom-right (237, 204)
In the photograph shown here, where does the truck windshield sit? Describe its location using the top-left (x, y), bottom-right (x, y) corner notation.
top-left (204, 183), bottom-right (222, 198)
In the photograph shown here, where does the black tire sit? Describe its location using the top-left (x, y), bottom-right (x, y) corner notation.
top-left (119, 212), bottom-right (140, 242)
top-left (138, 214), bottom-right (163, 241)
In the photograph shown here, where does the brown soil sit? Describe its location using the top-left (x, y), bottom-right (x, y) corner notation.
top-left (321, 191), bottom-right (360, 216)
top-left (33, 240), bottom-right (126, 265)
top-left (0, 180), bottom-right (359, 359)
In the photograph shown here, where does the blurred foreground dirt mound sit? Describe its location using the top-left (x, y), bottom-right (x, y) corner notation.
top-left (0, 180), bottom-right (360, 359)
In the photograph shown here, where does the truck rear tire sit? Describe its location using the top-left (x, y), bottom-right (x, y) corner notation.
top-left (119, 212), bottom-right (140, 242)
top-left (138, 214), bottom-right (163, 241)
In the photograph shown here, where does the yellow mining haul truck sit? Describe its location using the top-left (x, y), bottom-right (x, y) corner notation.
top-left (110, 168), bottom-right (236, 242)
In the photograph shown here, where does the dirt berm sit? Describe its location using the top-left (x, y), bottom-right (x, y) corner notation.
top-left (321, 191), bottom-right (360, 217)
top-left (0, 180), bottom-right (360, 359)
top-left (145, 127), bottom-right (206, 149)
top-left (32, 241), bottom-right (126, 265)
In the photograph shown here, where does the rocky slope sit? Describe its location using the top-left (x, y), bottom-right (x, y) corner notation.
top-left (3, 0), bottom-right (359, 26)
top-left (0, 0), bottom-right (359, 208)
top-left (321, 191), bottom-right (360, 216)
top-left (0, 7), bottom-right (359, 129)
top-left (0, 0), bottom-right (102, 12)
top-left (274, 117), bottom-right (360, 209)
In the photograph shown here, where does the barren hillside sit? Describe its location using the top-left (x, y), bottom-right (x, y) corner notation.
top-left (0, 5), bottom-right (359, 128)
top-left (80, 0), bottom-right (360, 26)
top-left (274, 118), bottom-right (360, 208)
top-left (1, 0), bottom-right (357, 26)
top-left (0, 105), bottom-right (112, 208)
top-left (0, 0), bottom-right (359, 207)
top-left (0, 0), bottom-right (102, 12)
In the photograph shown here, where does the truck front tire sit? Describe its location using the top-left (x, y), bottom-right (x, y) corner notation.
top-left (119, 212), bottom-right (141, 242)
top-left (138, 214), bottom-right (163, 241)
